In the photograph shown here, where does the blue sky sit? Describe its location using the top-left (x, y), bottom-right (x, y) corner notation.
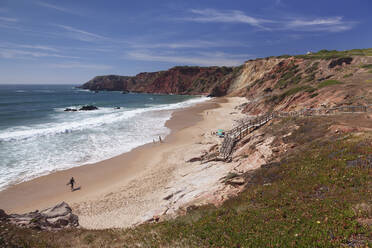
top-left (0, 0), bottom-right (371, 84)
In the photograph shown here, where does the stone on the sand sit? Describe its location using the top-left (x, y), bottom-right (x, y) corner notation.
top-left (0, 202), bottom-right (79, 230)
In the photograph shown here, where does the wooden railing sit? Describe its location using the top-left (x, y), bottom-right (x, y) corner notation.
top-left (218, 105), bottom-right (370, 160)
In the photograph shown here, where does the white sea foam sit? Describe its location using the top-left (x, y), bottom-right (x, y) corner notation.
top-left (0, 96), bottom-right (209, 190)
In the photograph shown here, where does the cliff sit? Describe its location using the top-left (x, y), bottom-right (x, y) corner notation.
top-left (81, 48), bottom-right (372, 113)
top-left (80, 66), bottom-right (237, 96)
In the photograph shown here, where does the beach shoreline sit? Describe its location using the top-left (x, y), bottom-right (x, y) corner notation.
top-left (0, 97), bottom-right (247, 229)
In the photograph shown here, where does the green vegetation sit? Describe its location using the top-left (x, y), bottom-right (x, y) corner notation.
top-left (268, 85), bottom-right (315, 104)
top-left (305, 72), bottom-right (316, 82)
top-left (2, 118), bottom-right (371, 247)
top-left (305, 62), bottom-right (319, 74)
top-left (270, 48), bottom-right (372, 60)
top-left (343, 73), bottom-right (353, 78)
top-left (294, 48), bottom-right (372, 60)
top-left (369, 70), bottom-right (372, 74)
top-left (310, 92), bottom-right (318, 98)
top-left (275, 64), bottom-right (302, 89)
top-left (318, 80), bottom-right (343, 89)
top-left (360, 64), bottom-right (372, 69)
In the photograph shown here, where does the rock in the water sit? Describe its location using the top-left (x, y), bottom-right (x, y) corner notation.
top-left (121, 90), bottom-right (129, 94)
top-left (79, 105), bottom-right (98, 111)
top-left (64, 108), bottom-right (77, 112)
top-left (1, 202), bottom-right (79, 230)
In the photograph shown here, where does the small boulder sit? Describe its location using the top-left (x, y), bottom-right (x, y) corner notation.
top-left (64, 108), bottom-right (77, 112)
top-left (3, 202), bottom-right (79, 230)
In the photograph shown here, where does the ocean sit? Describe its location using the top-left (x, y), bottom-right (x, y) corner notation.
top-left (0, 84), bottom-right (207, 190)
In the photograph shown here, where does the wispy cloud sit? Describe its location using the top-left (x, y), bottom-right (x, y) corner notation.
top-left (0, 48), bottom-right (79, 59)
top-left (0, 16), bottom-right (18, 22)
top-left (35, 1), bottom-right (80, 15)
top-left (56, 24), bottom-right (107, 42)
top-left (127, 50), bottom-right (249, 66)
top-left (180, 8), bottom-right (356, 33)
top-left (285, 17), bottom-right (355, 32)
top-left (17, 44), bottom-right (59, 52)
top-left (49, 62), bottom-right (112, 70)
top-left (130, 40), bottom-right (248, 49)
top-left (182, 9), bottom-right (270, 30)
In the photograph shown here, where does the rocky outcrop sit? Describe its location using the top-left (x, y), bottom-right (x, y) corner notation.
top-left (64, 105), bottom-right (98, 111)
top-left (80, 66), bottom-right (235, 95)
top-left (1, 202), bottom-right (79, 230)
top-left (328, 57), bottom-right (353, 68)
top-left (79, 105), bottom-right (98, 111)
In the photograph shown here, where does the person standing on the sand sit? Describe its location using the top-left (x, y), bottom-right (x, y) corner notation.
top-left (67, 177), bottom-right (75, 191)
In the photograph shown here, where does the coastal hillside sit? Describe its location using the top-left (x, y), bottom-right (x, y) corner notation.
top-left (81, 48), bottom-right (372, 113)
top-left (2, 49), bottom-right (372, 247)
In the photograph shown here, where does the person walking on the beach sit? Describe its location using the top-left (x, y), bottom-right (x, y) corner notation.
top-left (67, 177), bottom-right (75, 191)
top-left (159, 136), bottom-right (162, 143)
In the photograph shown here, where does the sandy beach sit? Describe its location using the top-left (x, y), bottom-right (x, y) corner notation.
top-left (0, 97), bottom-right (247, 229)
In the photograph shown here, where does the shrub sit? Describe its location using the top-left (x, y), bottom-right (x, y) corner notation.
top-left (318, 80), bottom-right (343, 88)
top-left (343, 73), bottom-right (353, 78)
top-left (360, 64), bottom-right (372, 69)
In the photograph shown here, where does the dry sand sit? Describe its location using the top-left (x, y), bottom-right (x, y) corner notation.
top-left (0, 97), bottom-right (247, 229)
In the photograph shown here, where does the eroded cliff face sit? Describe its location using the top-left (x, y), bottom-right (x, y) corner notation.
top-left (80, 66), bottom-right (235, 96)
top-left (80, 53), bottom-right (372, 114)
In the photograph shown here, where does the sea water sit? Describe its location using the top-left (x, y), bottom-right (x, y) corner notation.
top-left (0, 84), bottom-right (207, 190)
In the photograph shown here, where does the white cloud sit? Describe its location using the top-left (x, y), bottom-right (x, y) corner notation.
top-left (181, 8), bottom-right (356, 33)
top-left (35, 1), bottom-right (79, 15)
top-left (0, 16), bottom-right (18, 22)
top-left (17, 44), bottom-right (58, 52)
top-left (49, 62), bottom-right (112, 70)
top-left (0, 48), bottom-right (79, 59)
top-left (285, 17), bottom-right (355, 32)
top-left (130, 40), bottom-right (248, 49)
top-left (0, 42), bottom-right (59, 52)
top-left (56, 24), bottom-right (107, 42)
top-left (183, 9), bottom-right (270, 30)
top-left (127, 51), bottom-right (248, 66)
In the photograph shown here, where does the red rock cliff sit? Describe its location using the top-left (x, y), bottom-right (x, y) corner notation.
top-left (80, 66), bottom-right (236, 96)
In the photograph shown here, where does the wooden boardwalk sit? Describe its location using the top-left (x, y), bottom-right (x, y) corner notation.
top-left (219, 105), bottom-right (369, 160)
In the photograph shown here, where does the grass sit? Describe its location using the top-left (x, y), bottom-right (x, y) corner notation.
top-left (343, 73), bottom-right (353, 78)
top-left (360, 64), bottom-right (372, 69)
top-left (269, 48), bottom-right (372, 60)
top-left (1, 118), bottom-right (371, 247)
top-left (268, 85), bottom-right (315, 104)
top-left (275, 64), bottom-right (302, 89)
top-left (293, 48), bottom-right (372, 60)
top-left (368, 70), bottom-right (372, 74)
top-left (305, 62), bottom-right (319, 74)
top-left (318, 80), bottom-right (343, 89)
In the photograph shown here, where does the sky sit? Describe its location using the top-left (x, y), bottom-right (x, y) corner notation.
top-left (0, 0), bottom-right (371, 84)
